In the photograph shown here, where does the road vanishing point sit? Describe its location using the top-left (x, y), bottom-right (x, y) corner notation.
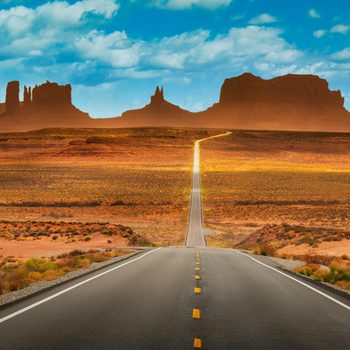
top-left (0, 132), bottom-right (349, 350)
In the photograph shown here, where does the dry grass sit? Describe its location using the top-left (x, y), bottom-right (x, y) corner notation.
top-left (201, 130), bottom-right (350, 256)
top-left (294, 258), bottom-right (350, 290)
top-left (0, 128), bottom-right (217, 246)
top-left (0, 249), bottom-right (134, 295)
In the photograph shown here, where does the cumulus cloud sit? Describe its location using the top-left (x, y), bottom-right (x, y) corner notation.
top-left (74, 30), bottom-right (142, 68)
top-left (249, 13), bottom-right (277, 25)
top-left (308, 8), bottom-right (320, 19)
top-left (152, 0), bottom-right (232, 10)
top-left (331, 24), bottom-right (350, 34)
top-left (0, 0), bottom-right (120, 58)
top-left (63, 25), bottom-right (303, 74)
top-left (331, 48), bottom-right (350, 60)
top-left (313, 29), bottom-right (326, 38)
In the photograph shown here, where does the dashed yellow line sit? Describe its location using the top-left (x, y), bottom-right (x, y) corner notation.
top-left (195, 267), bottom-right (200, 271)
top-left (195, 274), bottom-right (201, 280)
top-left (194, 338), bottom-right (202, 348)
top-left (194, 287), bottom-right (202, 294)
top-left (192, 308), bottom-right (201, 319)
top-left (195, 261), bottom-right (200, 265)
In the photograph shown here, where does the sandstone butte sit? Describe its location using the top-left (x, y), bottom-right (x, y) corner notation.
top-left (0, 73), bottom-right (349, 132)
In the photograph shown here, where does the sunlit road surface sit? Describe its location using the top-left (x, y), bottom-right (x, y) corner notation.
top-left (186, 132), bottom-right (232, 247)
top-left (0, 132), bottom-right (349, 350)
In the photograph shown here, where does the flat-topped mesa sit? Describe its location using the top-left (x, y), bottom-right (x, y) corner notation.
top-left (31, 81), bottom-right (72, 108)
top-left (5, 81), bottom-right (20, 114)
top-left (200, 72), bottom-right (350, 131)
top-left (218, 73), bottom-right (345, 108)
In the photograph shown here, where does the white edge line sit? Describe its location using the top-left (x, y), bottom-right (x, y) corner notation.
top-left (234, 250), bottom-right (350, 311)
top-left (0, 248), bottom-right (161, 324)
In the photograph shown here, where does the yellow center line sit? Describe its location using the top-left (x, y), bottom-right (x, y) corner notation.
top-left (195, 274), bottom-right (201, 280)
top-left (195, 267), bottom-right (200, 271)
top-left (194, 287), bottom-right (202, 294)
top-left (194, 338), bottom-right (202, 348)
top-left (195, 262), bottom-right (200, 265)
top-left (192, 308), bottom-right (201, 319)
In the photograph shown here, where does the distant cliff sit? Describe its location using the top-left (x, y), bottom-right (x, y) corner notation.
top-left (197, 73), bottom-right (350, 131)
top-left (1, 73), bottom-right (350, 132)
top-left (0, 81), bottom-right (98, 131)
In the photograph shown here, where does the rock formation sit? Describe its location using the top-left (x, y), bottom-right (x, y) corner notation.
top-left (5, 81), bottom-right (20, 115)
top-left (115, 86), bottom-right (194, 128)
top-left (198, 73), bottom-right (350, 131)
top-left (31, 82), bottom-right (72, 108)
top-left (1, 73), bottom-right (350, 132)
top-left (0, 81), bottom-right (97, 131)
top-left (23, 86), bottom-right (32, 107)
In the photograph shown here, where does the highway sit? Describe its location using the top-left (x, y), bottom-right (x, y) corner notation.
top-left (186, 132), bottom-right (231, 247)
top-left (0, 132), bottom-right (349, 349)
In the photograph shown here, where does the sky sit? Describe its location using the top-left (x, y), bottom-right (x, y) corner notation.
top-left (0, 0), bottom-right (350, 117)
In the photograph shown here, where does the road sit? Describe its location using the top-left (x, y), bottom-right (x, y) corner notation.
top-left (0, 248), bottom-right (349, 349)
top-left (0, 132), bottom-right (349, 349)
top-left (186, 132), bottom-right (231, 247)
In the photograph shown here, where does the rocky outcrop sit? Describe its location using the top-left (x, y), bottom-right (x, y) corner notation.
top-left (115, 86), bottom-right (194, 127)
top-left (31, 82), bottom-right (72, 108)
top-left (23, 86), bottom-right (32, 107)
top-left (5, 81), bottom-right (20, 115)
top-left (0, 81), bottom-right (98, 131)
top-left (198, 73), bottom-right (350, 131)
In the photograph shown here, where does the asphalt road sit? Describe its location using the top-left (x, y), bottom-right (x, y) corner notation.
top-left (0, 247), bottom-right (349, 349)
top-left (186, 132), bottom-right (231, 247)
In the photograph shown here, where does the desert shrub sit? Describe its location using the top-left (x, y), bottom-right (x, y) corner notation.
top-left (42, 269), bottom-right (64, 281)
top-left (84, 235), bottom-right (92, 241)
top-left (312, 267), bottom-right (330, 281)
top-left (295, 264), bottom-right (320, 277)
top-left (25, 258), bottom-right (57, 272)
top-left (86, 252), bottom-right (109, 263)
top-left (128, 234), bottom-right (153, 247)
top-left (27, 271), bottom-right (43, 281)
top-left (335, 280), bottom-right (350, 290)
top-left (77, 258), bottom-right (90, 268)
top-left (6, 269), bottom-right (29, 292)
top-left (68, 249), bottom-right (85, 257)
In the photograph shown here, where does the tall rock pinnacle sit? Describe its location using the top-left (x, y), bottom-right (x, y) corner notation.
top-left (151, 86), bottom-right (165, 105)
top-left (5, 81), bottom-right (20, 114)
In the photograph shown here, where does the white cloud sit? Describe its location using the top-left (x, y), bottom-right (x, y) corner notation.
top-left (313, 29), bottom-right (326, 38)
top-left (308, 8), bottom-right (320, 19)
top-left (331, 48), bottom-right (350, 60)
top-left (249, 13), bottom-right (277, 25)
top-left (0, 0), bottom-right (120, 58)
top-left (72, 26), bottom-right (303, 72)
top-left (152, 0), bottom-right (232, 10)
top-left (331, 24), bottom-right (350, 34)
top-left (74, 30), bottom-right (142, 68)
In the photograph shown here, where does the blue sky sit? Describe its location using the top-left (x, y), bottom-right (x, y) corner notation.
top-left (0, 0), bottom-right (350, 117)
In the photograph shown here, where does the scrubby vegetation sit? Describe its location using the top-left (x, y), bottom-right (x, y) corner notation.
top-left (294, 257), bottom-right (350, 290)
top-left (238, 224), bottom-right (350, 251)
top-left (0, 249), bottom-right (133, 295)
top-left (0, 128), bottom-right (217, 245)
top-left (0, 220), bottom-right (149, 245)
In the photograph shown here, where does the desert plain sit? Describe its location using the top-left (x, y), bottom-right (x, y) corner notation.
top-left (1, 127), bottom-right (350, 292)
